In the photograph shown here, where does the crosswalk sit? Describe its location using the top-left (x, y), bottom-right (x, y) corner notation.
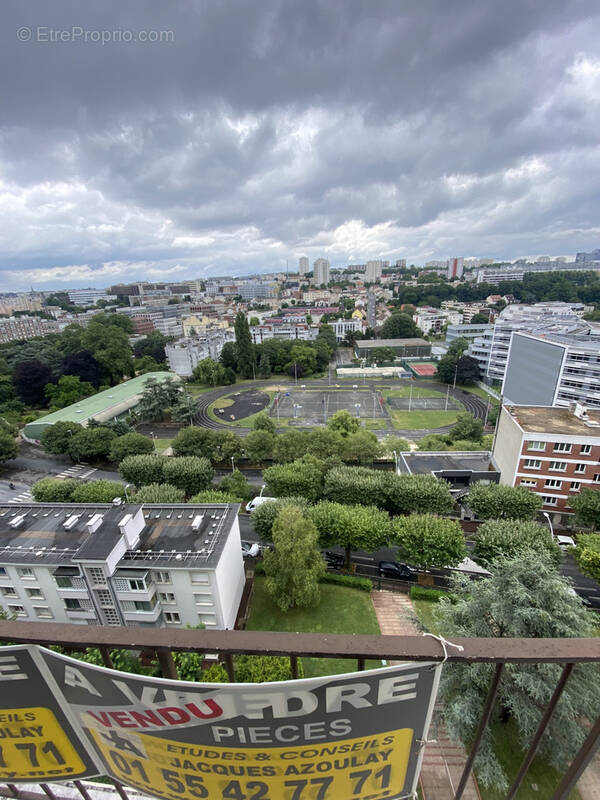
top-left (55, 464), bottom-right (97, 480)
top-left (8, 490), bottom-right (33, 504)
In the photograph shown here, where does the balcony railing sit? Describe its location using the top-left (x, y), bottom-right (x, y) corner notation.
top-left (0, 620), bottom-right (598, 800)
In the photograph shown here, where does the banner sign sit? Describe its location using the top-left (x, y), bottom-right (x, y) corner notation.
top-left (1, 646), bottom-right (441, 800)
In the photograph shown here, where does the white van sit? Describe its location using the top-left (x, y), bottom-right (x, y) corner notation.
top-left (245, 496), bottom-right (276, 513)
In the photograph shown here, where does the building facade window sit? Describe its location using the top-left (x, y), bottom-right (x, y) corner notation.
top-left (541, 496), bottom-right (559, 506)
top-left (8, 605), bottom-right (25, 616)
top-left (1, 587), bottom-right (17, 598)
top-left (553, 443), bottom-right (572, 453)
top-left (17, 568), bottom-right (34, 580)
top-left (34, 607), bottom-right (53, 619)
top-left (164, 612), bottom-right (180, 624)
top-left (25, 588), bottom-right (44, 599)
top-left (580, 444), bottom-right (592, 455)
top-left (594, 474), bottom-right (600, 483)
top-left (154, 571), bottom-right (171, 584)
top-left (190, 572), bottom-right (209, 584)
top-left (523, 459), bottom-right (541, 469)
top-left (128, 580), bottom-right (146, 592)
top-left (64, 599), bottom-right (82, 610)
top-left (159, 592), bottom-right (176, 604)
top-left (575, 463), bottom-right (587, 473)
top-left (549, 461), bottom-right (567, 472)
top-left (55, 577), bottom-right (73, 588)
top-left (545, 479), bottom-right (562, 489)
top-left (527, 441), bottom-right (545, 451)
top-left (520, 479), bottom-right (537, 487)
top-left (571, 481), bottom-right (581, 491)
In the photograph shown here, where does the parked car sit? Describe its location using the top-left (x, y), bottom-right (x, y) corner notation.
top-left (568, 587), bottom-right (591, 607)
top-left (377, 561), bottom-right (417, 581)
top-left (323, 550), bottom-right (345, 569)
top-left (556, 535), bottom-right (576, 551)
top-left (241, 540), bottom-right (260, 558)
top-left (245, 496), bottom-right (276, 513)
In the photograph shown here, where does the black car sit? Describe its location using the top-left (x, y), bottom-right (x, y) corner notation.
top-left (377, 561), bottom-right (416, 580)
top-left (323, 550), bottom-right (345, 569)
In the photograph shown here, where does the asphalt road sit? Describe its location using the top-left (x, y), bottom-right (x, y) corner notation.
top-left (239, 513), bottom-right (600, 610)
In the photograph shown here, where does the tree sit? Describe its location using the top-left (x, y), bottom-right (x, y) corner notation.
top-left (455, 354), bottom-right (480, 385)
top-left (417, 433), bottom-right (451, 451)
top-left (341, 430), bottom-right (382, 464)
top-left (472, 519), bottom-right (561, 570)
top-left (190, 489), bottom-right (245, 503)
top-left (219, 341), bottom-right (238, 372)
top-left (170, 394), bottom-right (199, 425)
top-left (467, 483), bottom-right (542, 520)
top-left (234, 311), bottom-right (255, 378)
top-left (272, 430), bottom-right (309, 463)
top-left (162, 456), bottom-right (214, 497)
top-left (135, 355), bottom-right (163, 374)
top-left (250, 497), bottom-right (310, 541)
top-left (316, 323), bottom-right (337, 354)
top-left (71, 480), bottom-right (126, 503)
top-left (470, 313), bottom-right (489, 324)
top-left (448, 412), bottom-right (483, 442)
top-left (380, 436), bottom-right (410, 457)
top-left (379, 473), bottom-right (454, 516)
top-left (109, 433), bottom-right (154, 463)
top-left (285, 344), bottom-right (317, 377)
top-left (45, 375), bottom-right (94, 410)
top-left (133, 483), bottom-right (186, 503)
top-left (41, 422), bottom-right (85, 455)
top-left (263, 506), bottom-right (325, 611)
top-left (570, 488), bottom-right (600, 529)
top-left (243, 430), bottom-right (275, 463)
top-left (135, 376), bottom-right (181, 422)
top-left (390, 514), bottom-right (466, 570)
top-left (308, 501), bottom-right (390, 568)
top-left (305, 428), bottom-right (344, 461)
top-left (379, 313), bottom-right (420, 339)
top-left (119, 454), bottom-right (166, 486)
top-left (574, 533), bottom-right (600, 582)
top-left (133, 331), bottom-right (168, 363)
top-left (437, 552), bottom-right (600, 791)
top-left (172, 427), bottom-right (219, 461)
top-left (252, 412), bottom-right (275, 434)
top-left (369, 346), bottom-right (395, 364)
top-left (13, 360), bottom-right (53, 406)
top-left (257, 351), bottom-right (272, 378)
top-left (32, 478), bottom-right (79, 502)
top-left (0, 431), bottom-right (17, 463)
top-left (68, 427), bottom-right (117, 462)
top-left (327, 409), bottom-right (360, 437)
top-left (324, 466), bottom-right (383, 507)
top-left (191, 358), bottom-right (231, 386)
top-left (62, 350), bottom-right (103, 387)
top-left (218, 469), bottom-right (252, 501)
top-left (81, 315), bottom-right (134, 384)
top-left (264, 457), bottom-right (324, 502)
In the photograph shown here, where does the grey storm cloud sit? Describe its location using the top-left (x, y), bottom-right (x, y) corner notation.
top-left (0, 0), bottom-right (599, 288)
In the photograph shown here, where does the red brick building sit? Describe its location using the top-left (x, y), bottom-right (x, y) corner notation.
top-left (493, 403), bottom-right (600, 521)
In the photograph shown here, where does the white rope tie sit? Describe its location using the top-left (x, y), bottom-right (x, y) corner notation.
top-left (422, 631), bottom-right (465, 665)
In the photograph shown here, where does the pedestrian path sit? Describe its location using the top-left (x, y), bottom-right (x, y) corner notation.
top-left (55, 464), bottom-right (97, 480)
top-left (371, 590), bottom-right (480, 800)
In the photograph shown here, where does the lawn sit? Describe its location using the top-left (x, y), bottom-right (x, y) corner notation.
top-left (185, 384), bottom-right (220, 397)
top-left (154, 438), bottom-right (173, 454)
top-left (411, 597), bottom-right (442, 635)
top-left (458, 384), bottom-right (500, 406)
top-left (383, 386), bottom-right (446, 399)
top-left (390, 409), bottom-right (460, 429)
top-left (246, 576), bottom-right (382, 677)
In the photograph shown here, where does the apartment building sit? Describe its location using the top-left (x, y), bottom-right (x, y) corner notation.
top-left (250, 322), bottom-right (318, 344)
top-left (0, 315), bottom-right (59, 343)
top-left (446, 322), bottom-right (493, 345)
top-left (299, 256), bottom-right (309, 275)
top-left (0, 502), bottom-right (244, 629)
top-left (476, 260), bottom-right (598, 284)
top-left (313, 258), bottom-right (330, 285)
top-left (414, 307), bottom-right (462, 335)
top-left (467, 303), bottom-right (591, 384)
top-left (365, 260), bottom-right (383, 282)
top-left (0, 294), bottom-right (42, 316)
top-left (493, 404), bottom-right (600, 520)
top-left (166, 331), bottom-right (234, 377)
top-left (330, 318), bottom-right (362, 342)
top-left (67, 289), bottom-right (112, 306)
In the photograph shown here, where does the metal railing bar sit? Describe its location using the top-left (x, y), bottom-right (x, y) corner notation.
top-left (290, 654), bottom-right (298, 679)
top-left (506, 662), bottom-right (574, 800)
top-left (72, 782), bottom-right (92, 800)
top-left (110, 780), bottom-right (130, 800)
top-left (39, 785), bottom-right (57, 800)
top-left (357, 658), bottom-right (366, 671)
top-left (224, 653), bottom-right (235, 682)
top-left (454, 663), bottom-right (504, 800)
top-left (98, 646), bottom-right (113, 670)
top-left (1, 621), bottom-right (598, 663)
top-left (551, 714), bottom-right (600, 800)
top-left (6, 786), bottom-right (19, 799)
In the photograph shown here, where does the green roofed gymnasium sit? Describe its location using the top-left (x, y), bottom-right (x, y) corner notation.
top-left (23, 372), bottom-right (180, 442)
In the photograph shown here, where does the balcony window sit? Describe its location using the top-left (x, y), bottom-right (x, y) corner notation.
top-left (128, 579), bottom-right (146, 592)
top-left (55, 577), bottom-right (73, 589)
top-left (64, 598), bottom-right (82, 610)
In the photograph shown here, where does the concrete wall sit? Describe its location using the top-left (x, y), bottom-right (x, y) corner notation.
top-left (493, 407), bottom-right (523, 485)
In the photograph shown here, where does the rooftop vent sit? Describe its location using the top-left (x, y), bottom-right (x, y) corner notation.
top-left (191, 514), bottom-right (204, 531)
top-left (86, 513), bottom-right (104, 534)
top-left (63, 514), bottom-right (80, 530)
top-left (8, 514), bottom-right (25, 529)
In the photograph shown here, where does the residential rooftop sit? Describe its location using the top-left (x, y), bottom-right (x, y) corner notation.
top-left (355, 338), bottom-right (430, 348)
top-left (506, 405), bottom-right (600, 436)
top-left (399, 451), bottom-right (498, 476)
top-left (0, 502), bottom-right (239, 569)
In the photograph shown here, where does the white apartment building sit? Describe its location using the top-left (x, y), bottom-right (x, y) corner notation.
top-left (250, 323), bottom-right (319, 344)
top-left (166, 330), bottom-right (234, 377)
top-left (447, 257), bottom-right (464, 280)
top-left (299, 256), bottom-right (309, 276)
top-left (0, 502), bottom-right (244, 630)
top-left (330, 318), bottom-right (362, 342)
top-left (67, 289), bottom-right (112, 306)
top-left (313, 258), bottom-right (330, 286)
top-left (365, 260), bottom-right (383, 282)
top-left (0, 294), bottom-right (43, 316)
top-left (415, 307), bottom-right (462, 335)
top-left (467, 303), bottom-right (591, 384)
top-left (0, 315), bottom-right (59, 343)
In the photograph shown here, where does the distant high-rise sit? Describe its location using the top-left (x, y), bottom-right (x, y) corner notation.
top-left (367, 291), bottom-right (376, 328)
top-left (313, 258), bottom-right (330, 285)
top-left (365, 260), bottom-right (383, 282)
top-left (299, 256), bottom-right (309, 275)
top-left (447, 257), bottom-right (464, 280)
top-left (396, 258), bottom-right (406, 268)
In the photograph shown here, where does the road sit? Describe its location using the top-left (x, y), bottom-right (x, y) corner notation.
top-left (239, 514), bottom-right (600, 609)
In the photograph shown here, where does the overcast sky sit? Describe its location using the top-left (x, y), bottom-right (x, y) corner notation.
top-left (1, 1), bottom-right (599, 291)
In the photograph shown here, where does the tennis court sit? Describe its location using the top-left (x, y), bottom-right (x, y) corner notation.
top-left (388, 396), bottom-right (460, 410)
top-left (271, 388), bottom-right (387, 424)
top-left (409, 362), bottom-right (438, 377)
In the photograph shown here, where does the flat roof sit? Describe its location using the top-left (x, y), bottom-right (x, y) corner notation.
top-left (400, 451), bottom-right (498, 475)
top-left (355, 338), bottom-right (430, 348)
top-left (23, 372), bottom-right (179, 438)
top-left (0, 502), bottom-right (239, 569)
top-left (506, 405), bottom-right (600, 435)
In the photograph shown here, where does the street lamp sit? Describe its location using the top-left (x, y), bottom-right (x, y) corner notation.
top-left (543, 511), bottom-right (554, 539)
top-left (230, 456), bottom-right (235, 474)
top-left (124, 484), bottom-right (132, 503)
top-left (392, 450), bottom-right (399, 474)
top-left (259, 484), bottom-right (266, 498)
top-left (354, 402), bottom-right (361, 419)
top-left (150, 432), bottom-right (157, 454)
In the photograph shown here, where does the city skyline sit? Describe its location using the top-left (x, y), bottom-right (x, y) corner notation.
top-left (1, 1), bottom-right (599, 290)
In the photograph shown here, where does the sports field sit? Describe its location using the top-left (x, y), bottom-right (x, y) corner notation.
top-left (271, 388), bottom-right (387, 425)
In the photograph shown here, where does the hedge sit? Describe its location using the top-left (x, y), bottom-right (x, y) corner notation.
top-left (409, 586), bottom-right (450, 602)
